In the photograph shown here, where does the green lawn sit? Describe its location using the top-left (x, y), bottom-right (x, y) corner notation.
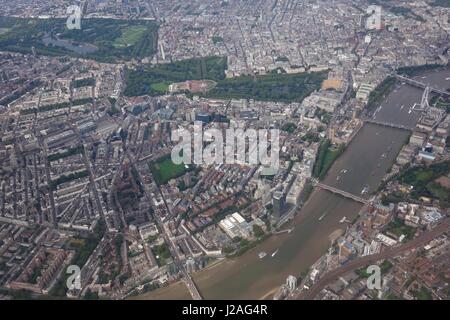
top-left (124, 57), bottom-right (325, 101)
top-left (0, 17), bottom-right (158, 62)
top-left (313, 139), bottom-right (346, 180)
top-left (426, 182), bottom-right (450, 208)
top-left (205, 71), bottom-right (327, 103)
top-left (152, 243), bottom-right (172, 266)
top-left (387, 218), bottom-right (416, 240)
top-left (415, 170), bottom-right (434, 182)
top-left (397, 160), bottom-right (450, 207)
top-left (149, 157), bottom-right (189, 185)
top-left (366, 76), bottom-right (397, 112)
top-left (150, 82), bottom-right (170, 92)
top-left (322, 148), bottom-right (341, 171)
top-left (113, 25), bottom-right (148, 48)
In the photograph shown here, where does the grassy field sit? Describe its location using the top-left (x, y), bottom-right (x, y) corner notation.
top-left (152, 243), bottom-right (172, 266)
top-left (400, 162), bottom-right (450, 185)
top-left (124, 57), bottom-right (326, 101)
top-left (0, 17), bottom-right (158, 62)
top-left (386, 218), bottom-right (416, 240)
top-left (322, 149), bottom-right (341, 171)
top-left (313, 139), bottom-right (346, 180)
top-left (366, 76), bottom-right (398, 112)
top-left (397, 160), bottom-right (450, 207)
top-left (205, 71), bottom-right (327, 103)
top-left (150, 82), bottom-right (170, 92)
top-left (113, 25), bottom-right (148, 48)
top-left (149, 157), bottom-right (189, 185)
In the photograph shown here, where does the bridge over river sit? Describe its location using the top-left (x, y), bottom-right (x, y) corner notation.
top-left (394, 74), bottom-right (450, 97)
top-left (312, 182), bottom-right (369, 205)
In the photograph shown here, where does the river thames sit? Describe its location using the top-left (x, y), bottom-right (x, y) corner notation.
top-left (136, 67), bottom-right (450, 300)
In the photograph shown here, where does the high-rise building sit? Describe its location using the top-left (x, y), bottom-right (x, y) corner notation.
top-left (185, 258), bottom-right (196, 274)
top-left (272, 190), bottom-right (285, 220)
top-left (286, 275), bottom-right (297, 292)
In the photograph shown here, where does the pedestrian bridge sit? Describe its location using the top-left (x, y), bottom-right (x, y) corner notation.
top-left (394, 74), bottom-right (450, 97)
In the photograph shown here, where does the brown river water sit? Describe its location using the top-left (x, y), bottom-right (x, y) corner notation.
top-left (136, 68), bottom-right (450, 300)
